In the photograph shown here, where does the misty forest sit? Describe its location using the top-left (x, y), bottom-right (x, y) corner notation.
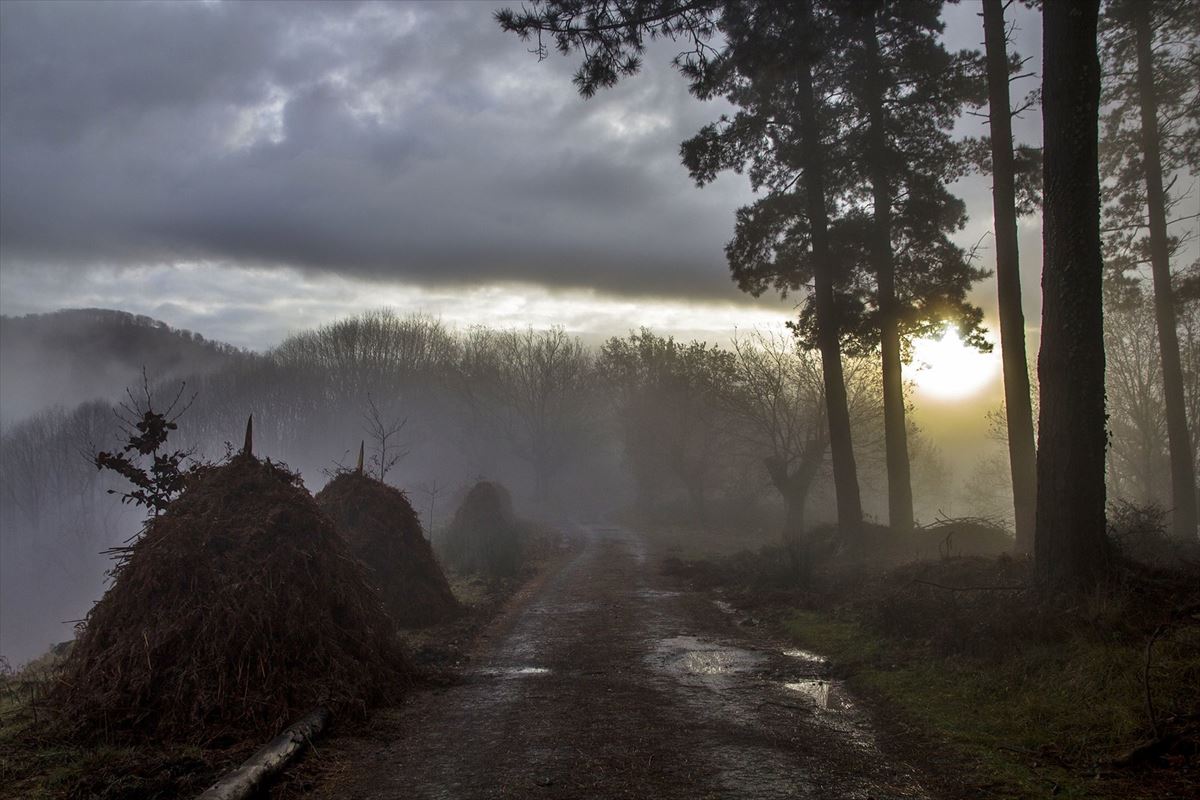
top-left (0, 1), bottom-right (1198, 799)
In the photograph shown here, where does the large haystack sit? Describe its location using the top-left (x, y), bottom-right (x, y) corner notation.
top-left (316, 472), bottom-right (460, 627)
top-left (55, 454), bottom-right (410, 743)
top-left (440, 480), bottom-right (521, 578)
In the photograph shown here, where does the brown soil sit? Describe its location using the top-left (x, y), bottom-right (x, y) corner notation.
top-left (53, 454), bottom-right (411, 744)
top-left (317, 472), bottom-right (461, 627)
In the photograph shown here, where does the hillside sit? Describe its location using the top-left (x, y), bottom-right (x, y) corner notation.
top-left (0, 308), bottom-right (243, 427)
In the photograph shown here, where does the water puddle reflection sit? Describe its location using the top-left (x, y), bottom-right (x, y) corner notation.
top-left (782, 647), bottom-right (827, 664)
top-left (782, 679), bottom-right (853, 711)
top-left (478, 666), bottom-right (552, 678)
top-left (652, 635), bottom-right (765, 677)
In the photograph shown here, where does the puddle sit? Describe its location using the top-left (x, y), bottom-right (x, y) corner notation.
top-left (782, 679), bottom-right (853, 711)
top-left (652, 635), bottom-right (765, 677)
top-left (477, 666), bottom-right (552, 678)
top-left (635, 588), bottom-right (680, 600)
top-left (713, 600), bottom-right (735, 615)
top-left (782, 647), bottom-right (827, 664)
top-left (528, 601), bottom-right (592, 615)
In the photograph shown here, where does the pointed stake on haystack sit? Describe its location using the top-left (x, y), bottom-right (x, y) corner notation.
top-left (243, 415), bottom-right (254, 456)
top-left (356, 441), bottom-right (365, 476)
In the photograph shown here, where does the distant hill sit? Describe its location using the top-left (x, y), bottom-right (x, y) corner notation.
top-left (0, 308), bottom-right (243, 427)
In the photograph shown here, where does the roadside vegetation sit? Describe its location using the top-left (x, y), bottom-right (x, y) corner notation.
top-left (660, 519), bottom-right (1200, 799)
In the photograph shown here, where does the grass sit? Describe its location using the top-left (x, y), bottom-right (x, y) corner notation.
top-left (783, 604), bottom-right (1199, 799)
top-left (0, 667), bottom-right (241, 800)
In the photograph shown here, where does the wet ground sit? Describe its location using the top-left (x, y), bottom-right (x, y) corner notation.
top-left (313, 525), bottom-right (929, 799)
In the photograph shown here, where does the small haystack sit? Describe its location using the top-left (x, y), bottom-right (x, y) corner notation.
top-left (55, 452), bottom-right (410, 743)
top-left (316, 471), bottom-right (460, 627)
top-left (440, 481), bottom-right (521, 578)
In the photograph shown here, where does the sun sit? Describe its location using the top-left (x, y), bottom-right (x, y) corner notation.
top-left (907, 327), bottom-right (1000, 401)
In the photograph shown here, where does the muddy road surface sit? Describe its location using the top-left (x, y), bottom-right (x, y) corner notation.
top-left (317, 525), bottom-right (928, 799)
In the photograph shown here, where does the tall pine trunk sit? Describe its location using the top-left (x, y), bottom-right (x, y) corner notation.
top-left (983, 0), bottom-right (1038, 554)
top-left (1036, 0), bottom-right (1109, 593)
top-left (796, 0), bottom-right (864, 535)
top-left (861, 6), bottom-right (914, 533)
top-left (1133, 1), bottom-right (1198, 540)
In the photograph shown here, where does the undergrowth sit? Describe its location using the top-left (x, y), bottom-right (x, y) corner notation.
top-left (662, 518), bottom-right (1200, 799)
top-left (778, 562), bottom-right (1200, 799)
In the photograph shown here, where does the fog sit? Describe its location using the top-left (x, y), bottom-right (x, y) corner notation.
top-left (0, 307), bottom-right (959, 664)
top-left (1, 296), bottom-right (1181, 667)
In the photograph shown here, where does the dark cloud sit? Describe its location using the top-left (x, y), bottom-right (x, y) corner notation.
top-left (0, 0), bottom-right (755, 300)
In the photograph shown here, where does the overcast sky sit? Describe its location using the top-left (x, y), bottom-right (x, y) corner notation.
top-left (0, 0), bottom-right (1046, 351)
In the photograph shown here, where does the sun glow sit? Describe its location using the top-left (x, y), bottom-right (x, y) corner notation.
top-left (907, 327), bottom-right (1000, 401)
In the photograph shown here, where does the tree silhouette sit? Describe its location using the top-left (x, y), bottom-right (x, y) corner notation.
top-left (1100, 0), bottom-right (1200, 540)
top-left (1036, 0), bottom-right (1110, 593)
top-left (94, 371), bottom-right (195, 518)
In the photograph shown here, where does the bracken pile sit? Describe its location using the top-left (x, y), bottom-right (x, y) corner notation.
top-left (54, 454), bottom-right (410, 743)
top-left (440, 481), bottom-right (522, 578)
top-left (316, 472), bottom-right (460, 627)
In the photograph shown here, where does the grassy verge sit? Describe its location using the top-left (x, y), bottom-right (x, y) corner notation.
top-left (0, 670), bottom-right (243, 800)
top-left (780, 589), bottom-right (1198, 799)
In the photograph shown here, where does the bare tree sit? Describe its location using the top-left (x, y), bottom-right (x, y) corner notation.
top-left (599, 330), bottom-right (735, 521)
top-left (362, 394), bottom-right (409, 481)
top-left (455, 327), bottom-right (595, 502)
top-left (723, 330), bottom-right (827, 560)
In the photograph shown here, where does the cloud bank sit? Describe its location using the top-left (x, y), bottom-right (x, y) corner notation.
top-left (0, 0), bottom-right (755, 300)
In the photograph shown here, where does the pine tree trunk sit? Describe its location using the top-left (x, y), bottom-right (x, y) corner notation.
top-left (1036, 0), bottom-right (1109, 593)
top-left (1133, 1), bottom-right (1198, 540)
top-left (983, 0), bottom-right (1038, 554)
top-left (860, 6), bottom-right (914, 533)
top-left (796, 0), bottom-right (864, 535)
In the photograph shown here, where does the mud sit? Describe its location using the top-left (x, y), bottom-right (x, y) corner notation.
top-left (307, 526), bottom-right (928, 799)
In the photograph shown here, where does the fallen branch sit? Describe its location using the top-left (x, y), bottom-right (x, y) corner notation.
top-left (196, 707), bottom-right (330, 800)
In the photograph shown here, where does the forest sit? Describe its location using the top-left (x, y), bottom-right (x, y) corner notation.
top-left (0, 1), bottom-right (1198, 799)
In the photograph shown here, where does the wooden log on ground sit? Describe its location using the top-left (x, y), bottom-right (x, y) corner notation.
top-left (196, 707), bottom-right (330, 800)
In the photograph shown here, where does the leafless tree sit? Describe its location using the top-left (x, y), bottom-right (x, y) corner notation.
top-left (362, 394), bottom-right (409, 481)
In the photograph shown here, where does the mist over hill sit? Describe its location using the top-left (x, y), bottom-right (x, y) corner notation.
top-left (0, 308), bottom-right (243, 428)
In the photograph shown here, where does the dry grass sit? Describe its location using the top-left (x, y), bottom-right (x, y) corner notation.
top-left (51, 454), bottom-right (411, 744)
top-left (439, 481), bottom-right (522, 578)
top-left (317, 472), bottom-right (461, 627)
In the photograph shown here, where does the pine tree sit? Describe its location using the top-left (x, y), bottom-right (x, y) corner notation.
top-left (1036, 0), bottom-right (1110, 593)
top-left (1100, 0), bottom-right (1200, 540)
top-left (836, 0), bottom-right (988, 532)
top-left (980, 0), bottom-right (1039, 554)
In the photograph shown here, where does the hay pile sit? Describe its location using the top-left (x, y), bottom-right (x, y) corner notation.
top-left (54, 454), bottom-right (410, 743)
top-left (440, 481), bottom-right (522, 578)
top-left (316, 472), bottom-right (460, 627)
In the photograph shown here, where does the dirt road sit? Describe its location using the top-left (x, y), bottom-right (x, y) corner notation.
top-left (317, 525), bottom-right (929, 799)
